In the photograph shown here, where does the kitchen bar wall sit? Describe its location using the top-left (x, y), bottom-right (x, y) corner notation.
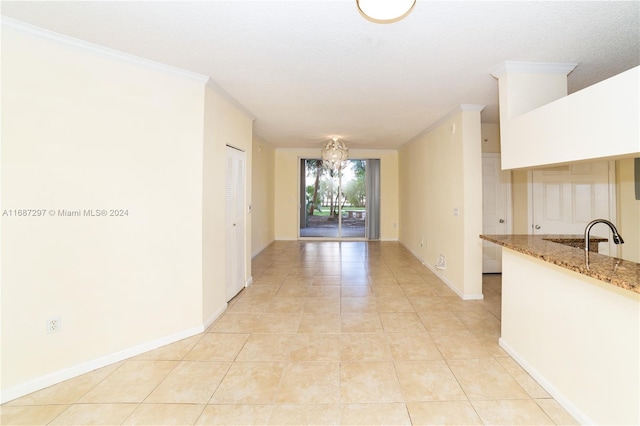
top-left (495, 64), bottom-right (639, 170)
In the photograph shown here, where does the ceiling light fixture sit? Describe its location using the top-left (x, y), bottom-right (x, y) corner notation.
top-left (356, 0), bottom-right (416, 24)
top-left (321, 137), bottom-right (349, 171)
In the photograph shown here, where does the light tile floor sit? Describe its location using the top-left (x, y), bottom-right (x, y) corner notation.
top-left (2, 241), bottom-right (579, 425)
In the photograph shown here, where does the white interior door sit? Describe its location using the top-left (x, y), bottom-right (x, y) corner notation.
top-left (482, 154), bottom-right (511, 273)
top-left (225, 146), bottom-right (246, 301)
top-left (531, 160), bottom-right (614, 254)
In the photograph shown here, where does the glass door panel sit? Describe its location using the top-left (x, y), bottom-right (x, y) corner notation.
top-left (341, 160), bottom-right (366, 238)
top-left (300, 159), bottom-right (366, 239)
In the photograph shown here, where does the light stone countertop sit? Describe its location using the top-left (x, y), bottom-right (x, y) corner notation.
top-left (480, 234), bottom-right (640, 295)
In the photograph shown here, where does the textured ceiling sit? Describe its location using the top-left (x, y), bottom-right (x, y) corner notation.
top-left (2, 1), bottom-right (639, 149)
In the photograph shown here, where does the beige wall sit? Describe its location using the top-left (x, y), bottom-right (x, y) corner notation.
top-left (398, 107), bottom-right (483, 299)
top-left (1, 22), bottom-right (253, 402)
top-left (274, 149), bottom-right (399, 241)
top-left (481, 123), bottom-right (501, 153)
top-left (202, 81), bottom-right (254, 320)
top-left (274, 150), bottom-right (300, 240)
top-left (251, 136), bottom-right (276, 255)
top-left (510, 170), bottom-right (530, 234)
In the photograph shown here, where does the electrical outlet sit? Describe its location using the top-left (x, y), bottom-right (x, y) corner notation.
top-left (46, 316), bottom-right (61, 334)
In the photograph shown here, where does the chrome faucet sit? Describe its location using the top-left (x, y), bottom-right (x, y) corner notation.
top-left (584, 219), bottom-right (624, 252)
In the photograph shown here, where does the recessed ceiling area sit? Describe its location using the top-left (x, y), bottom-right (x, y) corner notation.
top-left (2, 1), bottom-right (638, 149)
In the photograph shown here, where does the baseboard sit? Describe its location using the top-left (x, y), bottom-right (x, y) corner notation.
top-left (499, 338), bottom-right (593, 425)
top-left (203, 302), bottom-right (228, 331)
top-left (1, 324), bottom-right (207, 404)
top-left (401, 244), bottom-right (483, 300)
top-left (460, 293), bottom-right (484, 300)
top-left (252, 240), bottom-right (275, 258)
top-left (423, 262), bottom-right (469, 299)
top-left (245, 276), bottom-right (253, 288)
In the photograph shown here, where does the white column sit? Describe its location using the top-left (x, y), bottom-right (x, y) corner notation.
top-left (492, 61), bottom-right (576, 120)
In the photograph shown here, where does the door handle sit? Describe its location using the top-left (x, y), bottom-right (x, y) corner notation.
top-left (535, 225), bottom-right (541, 229)
top-left (499, 219), bottom-right (505, 223)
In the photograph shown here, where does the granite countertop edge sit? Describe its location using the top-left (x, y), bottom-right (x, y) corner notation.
top-left (480, 234), bottom-right (639, 295)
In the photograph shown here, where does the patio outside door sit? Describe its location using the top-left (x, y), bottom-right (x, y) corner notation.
top-left (300, 159), bottom-right (378, 239)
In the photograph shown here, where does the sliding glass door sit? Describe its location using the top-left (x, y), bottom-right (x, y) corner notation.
top-left (300, 159), bottom-right (379, 239)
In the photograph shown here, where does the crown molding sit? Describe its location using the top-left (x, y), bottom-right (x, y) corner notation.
top-left (460, 104), bottom-right (486, 112)
top-left (1, 17), bottom-right (209, 83)
top-left (491, 61), bottom-right (577, 78)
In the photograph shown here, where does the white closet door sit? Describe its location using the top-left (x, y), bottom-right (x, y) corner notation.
top-left (225, 146), bottom-right (246, 301)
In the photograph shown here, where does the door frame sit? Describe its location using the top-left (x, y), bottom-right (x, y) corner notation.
top-left (482, 153), bottom-right (513, 273)
top-left (297, 157), bottom-right (371, 241)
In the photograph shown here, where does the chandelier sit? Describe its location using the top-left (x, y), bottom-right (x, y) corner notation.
top-left (321, 137), bottom-right (349, 171)
top-left (356, 0), bottom-right (416, 24)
